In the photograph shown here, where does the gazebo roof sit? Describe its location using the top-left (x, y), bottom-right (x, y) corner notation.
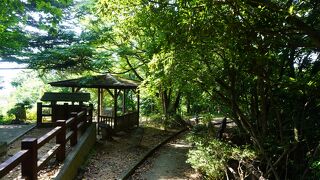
top-left (41, 92), bottom-right (90, 102)
top-left (49, 74), bottom-right (139, 89)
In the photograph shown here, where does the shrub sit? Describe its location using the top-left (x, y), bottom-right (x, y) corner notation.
top-left (310, 159), bottom-right (320, 178)
top-left (143, 114), bottom-right (165, 128)
top-left (7, 100), bottom-right (32, 121)
top-left (0, 115), bottom-right (3, 123)
top-left (187, 130), bottom-right (256, 179)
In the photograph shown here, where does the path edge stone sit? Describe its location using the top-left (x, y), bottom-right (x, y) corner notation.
top-left (119, 127), bottom-right (188, 180)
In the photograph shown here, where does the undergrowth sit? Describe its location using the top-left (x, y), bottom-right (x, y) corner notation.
top-left (186, 124), bottom-right (258, 179)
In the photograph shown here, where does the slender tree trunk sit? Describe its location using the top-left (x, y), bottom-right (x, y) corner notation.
top-left (171, 91), bottom-right (181, 114)
top-left (186, 93), bottom-right (191, 114)
top-left (160, 86), bottom-right (171, 118)
top-left (227, 65), bottom-right (280, 179)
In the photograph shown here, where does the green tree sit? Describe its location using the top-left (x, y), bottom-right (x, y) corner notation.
top-left (0, 0), bottom-right (74, 61)
top-left (94, 0), bottom-right (320, 178)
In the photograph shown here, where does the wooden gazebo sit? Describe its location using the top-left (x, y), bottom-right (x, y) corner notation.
top-left (49, 74), bottom-right (140, 132)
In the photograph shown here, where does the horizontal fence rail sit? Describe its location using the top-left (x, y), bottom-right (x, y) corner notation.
top-left (0, 105), bottom-right (93, 179)
top-left (0, 150), bottom-right (28, 178)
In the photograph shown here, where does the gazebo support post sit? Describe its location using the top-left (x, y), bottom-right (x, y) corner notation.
top-left (101, 89), bottom-right (105, 116)
top-left (113, 89), bottom-right (118, 129)
top-left (97, 88), bottom-right (101, 124)
top-left (122, 89), bottom-right (126, 114)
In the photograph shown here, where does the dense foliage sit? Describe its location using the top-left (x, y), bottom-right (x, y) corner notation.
top-left (187, 125), bottom-right (256, 179)
top-left (1, 0), bottom-right (320, 179)
top-left (0, 0), bottom-right (74, 61)
top-left (92, 1), bottom-right (320, 179)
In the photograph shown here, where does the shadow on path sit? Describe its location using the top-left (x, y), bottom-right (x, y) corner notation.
top-left (132, 132), bottom-right (201, 180)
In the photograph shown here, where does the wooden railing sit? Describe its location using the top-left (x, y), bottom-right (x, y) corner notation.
top-left (100, 115), bottom-right (114, 128)
top-left (99, 111), bottom-right (139, 133)
top-left (0, 106), bottom-right (93, 179)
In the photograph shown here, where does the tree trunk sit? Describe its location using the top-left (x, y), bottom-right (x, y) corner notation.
top-left (171, 91), bottom-right (181, 114)
top-left (186, 94), bottom-right (191, 114)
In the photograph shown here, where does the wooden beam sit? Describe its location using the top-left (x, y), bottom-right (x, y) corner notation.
top-left (106, 89), bottom-right (114, 97)
top-left (116, 89), bottom-right (121, 96)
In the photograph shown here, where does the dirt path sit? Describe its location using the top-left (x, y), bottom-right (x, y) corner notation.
top-left (131, 132), bottom-right (201, 180)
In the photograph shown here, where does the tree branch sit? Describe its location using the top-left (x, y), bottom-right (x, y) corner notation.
top-left (124, 56), bottom-right (144, 81)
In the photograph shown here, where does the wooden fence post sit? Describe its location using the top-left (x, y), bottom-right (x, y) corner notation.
top-left (21, 138), bottom-right (38, 180)
top-left (70, 112), bottom-right (78, 146)
top-left (63, 103), bottom-right (69, 120)
top-left (89, 104), bottom-right (93, 123)
top-left (81, 107), bottom-right (87, 121)
top-left (56, 120), bottom-right (66, 162)
top-left (83, 108), bottom-right (88, 125)
top-left (37, 102), bottom-right (42, 127)
top-left (80, 107), bottom-right (88, 131)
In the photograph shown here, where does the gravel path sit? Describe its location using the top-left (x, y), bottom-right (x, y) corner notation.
top-left (131, 132), bottom-right (201, 180)
top-left (76, 127), bottom-right (180, 179)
